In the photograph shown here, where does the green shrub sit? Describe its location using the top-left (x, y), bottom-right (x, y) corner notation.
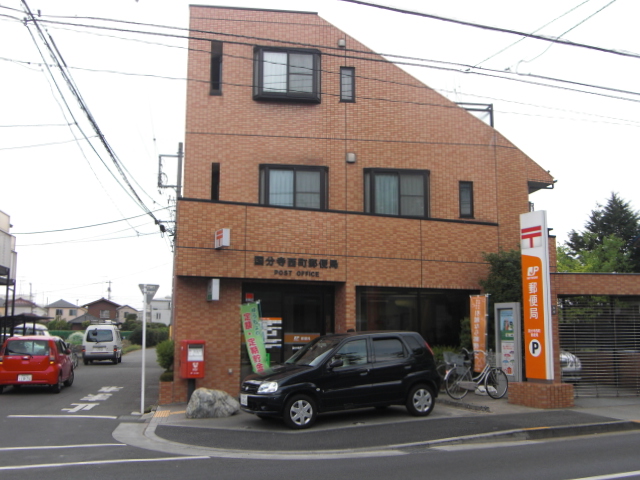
top-left (129, 324), bottom-right (169, 347)
top-left (156, 339), bottom-right (174, 371)
top-left (67, 331), bottom-right (84, 345)
top-left (159, 370), bottom-right (174, 382)
top-left (430, 345), bottom-right (459, 364)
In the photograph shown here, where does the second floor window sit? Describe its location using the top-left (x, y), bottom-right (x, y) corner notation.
top-left (253, 47), bottom-right (321, 103)
top-left (100, 310), bottom-right (110, 319)
top-left (364, 169), bottom-right (429, 218)
top-left (260, 165), bottom-right (327, 210)
top-left (55, 309), bottom-right (63, 316)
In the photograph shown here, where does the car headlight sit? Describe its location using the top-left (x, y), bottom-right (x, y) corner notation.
top-left (257, 381), bottom-right (278, 394)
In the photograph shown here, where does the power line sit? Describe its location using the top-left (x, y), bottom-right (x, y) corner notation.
top-left (19, 11), bottom-right (640, 105)
top-left (21, 0), bottom-right (162, 229)
top-left (339, 0), bottom-right (640, 60)
top-left (12, 206), bottom-right (170, 235)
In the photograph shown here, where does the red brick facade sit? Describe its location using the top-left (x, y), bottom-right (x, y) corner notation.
top-left (168, 6), bottom-right (556, 404)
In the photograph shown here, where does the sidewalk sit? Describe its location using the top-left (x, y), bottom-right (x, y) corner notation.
top-left (112, 392), bottom-right (640, 459)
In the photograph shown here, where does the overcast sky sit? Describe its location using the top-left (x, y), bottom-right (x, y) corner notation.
top-left (1, 0), bottom-right (638, 310)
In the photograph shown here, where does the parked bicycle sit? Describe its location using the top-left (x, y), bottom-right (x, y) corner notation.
top-left (444, 348), bottom-right (508, 400)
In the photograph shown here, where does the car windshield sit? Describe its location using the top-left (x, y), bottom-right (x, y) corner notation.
top-left (5, 340), bottom-right (50, 356)
top-left (86, 329), bottom-right (114, 343)
top-left (285, 336), bottom-right (342, 367)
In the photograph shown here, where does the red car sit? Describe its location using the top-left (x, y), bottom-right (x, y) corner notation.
top-left (0, 335), bottom-right (75, 393)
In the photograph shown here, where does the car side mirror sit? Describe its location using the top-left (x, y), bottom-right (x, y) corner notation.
top-left (328, 358), bottom-right (343, 370)
top-left (65, 348), bottom-right (71, 355)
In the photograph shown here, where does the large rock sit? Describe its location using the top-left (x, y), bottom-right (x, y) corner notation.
top-left (185, 388), bottom-right (240, 419)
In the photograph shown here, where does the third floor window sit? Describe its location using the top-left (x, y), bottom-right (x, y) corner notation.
top-left (253, 47), bottom-right (321, 103)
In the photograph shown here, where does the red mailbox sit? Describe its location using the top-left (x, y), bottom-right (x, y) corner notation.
top-left (179, 340), bottom-right (206, 379)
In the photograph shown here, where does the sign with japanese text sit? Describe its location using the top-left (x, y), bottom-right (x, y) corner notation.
top-left (520, 210), bottom-right (554, 380)
top-left (254, 255), bottom-right (338, 278)
top-left (240, 301), bottom-right (270, 374)
top-left (470, 294), bottom-right (488, 373)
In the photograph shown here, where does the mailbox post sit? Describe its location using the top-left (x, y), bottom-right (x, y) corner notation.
top-left (179, 340), bottom-right (205, 400)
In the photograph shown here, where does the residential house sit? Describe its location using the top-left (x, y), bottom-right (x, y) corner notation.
top-left (148, 297), bottom-right (171, 326)
top-left (46, 299), bottom-right (86, 322)
top-left (116, 305), bottom-right (140, 324)
top-left (82, 298), bottom-right (120, 324)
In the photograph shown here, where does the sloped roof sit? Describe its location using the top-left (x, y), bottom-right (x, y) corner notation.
top-left (46, 299), bottom-right (78, 308)
top-left (83, 297), bottom-right (121, 308)
top-left (117, 305), bottom-right (139, 312)
top-left (69, 313), bottom-right (99, 325)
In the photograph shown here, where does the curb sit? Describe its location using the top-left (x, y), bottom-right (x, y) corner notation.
top-left (403, 420), bottom-right (640, 450)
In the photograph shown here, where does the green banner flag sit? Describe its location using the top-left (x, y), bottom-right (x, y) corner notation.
top-left (240, 301), bottom-right (270, 373)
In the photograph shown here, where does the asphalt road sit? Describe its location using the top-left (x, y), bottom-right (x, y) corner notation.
top-left (3, 349), bottom-right (640, 480)
top-left (0, 347), bottom-right (169, 478)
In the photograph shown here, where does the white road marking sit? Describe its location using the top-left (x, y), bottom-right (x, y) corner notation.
top-left (568, 471), bottom-right (640, 480)
top-left (0, 443), bottom-right (125, 451)
top-left (0, 456), bottom-right (210, 471)
top-left (8, 414), bottom-right (118, 419)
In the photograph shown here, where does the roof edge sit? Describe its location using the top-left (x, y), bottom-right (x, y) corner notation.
top-left (189, 5), bottom-right (318, 15)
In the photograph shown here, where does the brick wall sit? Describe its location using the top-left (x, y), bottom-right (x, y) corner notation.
top-left (509, 382), bottom-right (574, 409)
top-left (165, 6), bottom-right (557, 403)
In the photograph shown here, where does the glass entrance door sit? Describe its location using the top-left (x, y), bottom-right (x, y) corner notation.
top-left (241, 283), bottom-right (334, 378)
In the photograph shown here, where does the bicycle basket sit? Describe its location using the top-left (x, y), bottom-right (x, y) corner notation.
top-left (443, 352), bottom-right (467, 373)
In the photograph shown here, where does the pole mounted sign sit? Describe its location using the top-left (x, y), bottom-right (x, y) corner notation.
top-left (138, 284), bottom-right (159, 415)
top-left (520, 211), bottom-right (554, 381)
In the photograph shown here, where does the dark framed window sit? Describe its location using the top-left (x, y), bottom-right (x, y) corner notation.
top-left (340, 67), bottom-right (355, 102)
top-left (364, 169), bottom-right (429, 218)
top-left (253, 47), bottom-right (321, 103)
top-left (459, 181), bottom-right (474, 218)
top-left (259, 165), bottom-right (327, 210)
top-left (55, 309), bottom-right (63, 316)
top-left (211, 163), bottom-right (220, 201)
top-left (210, 41), bottom-right (222, 95)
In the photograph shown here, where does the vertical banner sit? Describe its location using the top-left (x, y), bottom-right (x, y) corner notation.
top-left (240, 301), bottom-right (270, 373)
top-left (470, 294), bottom-right (488, 372)
top-left (520, 210), bottom-right (554, 380)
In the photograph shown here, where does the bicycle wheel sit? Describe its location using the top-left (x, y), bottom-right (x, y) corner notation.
top-left (445, 369), bottom-right (471, 400)
top-left (485, 368), bottom-right (508, 399)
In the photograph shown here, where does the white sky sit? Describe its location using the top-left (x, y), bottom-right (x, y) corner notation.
top-left (1, 0), bottom-right (638, 310)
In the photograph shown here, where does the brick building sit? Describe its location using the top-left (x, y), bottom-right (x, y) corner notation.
top-left (167, 6), bottom-right (556, 404)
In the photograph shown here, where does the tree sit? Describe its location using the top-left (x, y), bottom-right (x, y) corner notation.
top-left (565, 192), bottom-right (640, 272)
top-left (478, 249), bottom-right (523, 305)
top-left (48, 318), bottom-right (71, 330)
top-left (478, 249), bottom-right (523, 349)
top-left (557, 235), bottom-right (633, 273)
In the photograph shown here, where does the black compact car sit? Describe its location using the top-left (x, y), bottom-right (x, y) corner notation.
top-left (240, 331), bottom-right (441, 429)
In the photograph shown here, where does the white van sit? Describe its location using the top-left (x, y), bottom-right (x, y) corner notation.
top-left (12, 323), bottom-right (50, 336)
top-left (82, 323), bottom-right (123, 365)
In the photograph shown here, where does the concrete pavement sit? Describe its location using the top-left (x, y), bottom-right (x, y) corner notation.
top-left (113, 392), bottom-right (640, 459)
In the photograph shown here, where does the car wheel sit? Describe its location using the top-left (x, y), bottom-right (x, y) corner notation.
top-left (112, 356), bottom-right (118, 365)
top-left (51, 374), bottom-right (63, 394)
top-left (64, 368), bottom-right (75, 387)
top-left (83, 359), bottom-right (89, 366)
top-left (118, 353), bottom-right (122, 364)
top-left (283, 394), bottom-right (317, 430)
top-left (406, 384), bottom-right (435, 417)
top-left (0, 386), bottom-right (4, 394)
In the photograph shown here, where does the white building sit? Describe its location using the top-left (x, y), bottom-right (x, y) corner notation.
top-left (147, 297), bottom-right (171, 326)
